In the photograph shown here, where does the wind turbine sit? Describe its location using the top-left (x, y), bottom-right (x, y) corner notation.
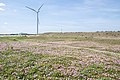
top-left (26, 4), bottom-right (44, 34)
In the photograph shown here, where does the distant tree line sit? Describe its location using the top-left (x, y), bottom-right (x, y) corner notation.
top-left (96, 31), bottom-right (120, 32)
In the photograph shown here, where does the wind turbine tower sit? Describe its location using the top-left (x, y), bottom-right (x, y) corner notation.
top-left (26, 4), bottom-right (44, 34)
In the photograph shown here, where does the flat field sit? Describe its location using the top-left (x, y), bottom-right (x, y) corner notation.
top-left (0, 32), bottom-right (120, 80)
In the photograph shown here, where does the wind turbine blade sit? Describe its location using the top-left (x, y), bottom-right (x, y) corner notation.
top-left (26, 6), bottom-right (37, 12)
top-left (38, 3), bottom-right (44, 12)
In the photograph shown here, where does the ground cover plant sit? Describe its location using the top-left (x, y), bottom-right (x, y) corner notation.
top-left (0, 32), bottom-right (120, 80)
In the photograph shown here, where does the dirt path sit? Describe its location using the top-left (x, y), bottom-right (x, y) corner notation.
top-left (63, 45), bottom-right (120, 56)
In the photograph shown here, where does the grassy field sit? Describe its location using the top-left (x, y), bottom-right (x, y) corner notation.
top-left (0, 32), bottom-right (120, 80)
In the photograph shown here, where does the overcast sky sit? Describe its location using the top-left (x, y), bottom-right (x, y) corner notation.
top-left (0, 0), bottom-right (120, 34)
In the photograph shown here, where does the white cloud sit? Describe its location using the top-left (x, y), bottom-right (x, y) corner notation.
top-left (4, 22), bottom-right (8, 25)
top-left (0, 3), bottom-right (6, 11)
top-left (0, 3), bottom-right (5, 6)
top-left (0, 8), bottom-right (5, 11)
